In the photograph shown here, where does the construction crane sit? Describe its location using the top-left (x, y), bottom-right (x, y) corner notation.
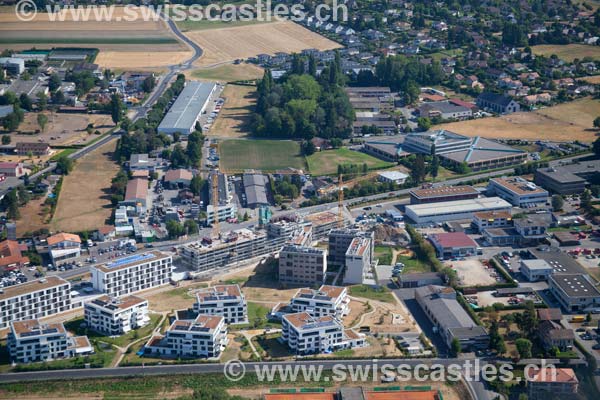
top-left (337, 174), bottom-right (344, 228)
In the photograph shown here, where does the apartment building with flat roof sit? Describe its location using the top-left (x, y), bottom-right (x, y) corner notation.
top-left (487, 177), bottom-right (549, 208)
top-left (90, 251), bottom-right (173, 297)
top-left (8, 319), bottom-right (92, 363)
top-left (193, 284), bottom-right (248, 324)
top-left (472, 210), bottom-right (513, 233)
top-left (344, 236), bottom-right (373, 284)
top-left (144, 315), bottom-right (227, 359)
top-left (84, 295), bottom-right (150, 336)
top-left (328, 229), bottom-right (374, 269)
top-left (289, 285), bottom-right (349, 319)
top-left (279, 245), bottom-right (327, 287)
top-left (0, 277), bottom-right (71, 329)
top-left (281, 312), bottom-right (366, 355)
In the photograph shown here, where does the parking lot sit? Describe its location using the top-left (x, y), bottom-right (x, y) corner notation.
top-left (448, 258), bottom-right (500, 287)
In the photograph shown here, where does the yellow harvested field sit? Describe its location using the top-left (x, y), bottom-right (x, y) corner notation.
top-left (96, 51), bottom-right (192, 70)
top-left (209, 84), bottom-right (255, 138)
top-left (52, 139), bottom-right (120, 232)
top-left (188, 20), bottom-right (341, 66)
top-left (580, 75), bottom-right (600, 84)
top-left (439, 98), bottom-right (600, 142)
top-left (189, 63), bottom-right (264, 82)
top-left (532, 44), bottom-right (600, 62)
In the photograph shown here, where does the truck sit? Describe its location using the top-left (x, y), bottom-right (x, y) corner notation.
top-left (571, 315), bottom-right (585, 323)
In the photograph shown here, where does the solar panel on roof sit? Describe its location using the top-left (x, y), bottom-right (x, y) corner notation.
top-left (105, 253), bottom-right (156, 269)
top-left (42, 328), bottom-right (58, 334)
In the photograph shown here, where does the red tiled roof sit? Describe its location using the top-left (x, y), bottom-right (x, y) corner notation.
top-left (47, 233), bottom-right (81, 246)
top-left (526, 367), bottom-right (578, 383)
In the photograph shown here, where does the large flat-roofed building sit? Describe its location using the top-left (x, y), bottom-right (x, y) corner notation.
top-left (439, 137), bottom-right (527, 172)
top-left (0, 277), bottom-right (72, 329)
top-left (528, 247), bottom-right (586, 275)
top-left (144, 315), bottom-right (227, 359)
top-left (409, 185), bottom-right (479, 204)
top-left (549, 273), bottom-right (600, 312)
top-left (472, 210), bottom-right (513, 232)
top-left (397, 272), bottom-right (444, 288)
top-left (487, 177), bottom-right (549, 208)
top-left (84, 295), bottom-right (150, 336)
top-left (180, 226), bottom-right (290, 272)
top-left (243, 173), bottom-right (269, 209)
top-left (90, 251), bottom-right (173, 297)
top-left (418, 101), bottom-right (472, 120)
top-left (281, 312), bottom-right (366, 355)
top-left (8, 319), bottom-right (92, 363)
top-left (157, 81), bottom-right (217, 135)
top-left (345, 87), bottom-right (391, 98)
top-left (303, 210), bottom-right (339, 239)
top-left (415, 285), bottom-right (489, 350)
top-left (328, 229), bottom-right (373, 269)
top-left (279, 245), bottom-right (327, 287)
top-left (428, 232), bottom-right (479, 259)
top-left (513, 213), bottom-right (552, 243)
top-left (403, 130), bottom-right (473, 155)
top-left (207, 171), bottom-right (236, 223)
top-left (535, 160), bottom-right (600, 194)
top-left (129, 154), bottom-right (163, 172)
top-left (362, 135), bottom-right (408, 162)
top-left (520, 259), bottom-right (553, 282)
top-left (405, 197), bottom-right (512, 224)
top-left (193, 284), bottom-right (247, 324)
top-left (289, 285), bottom-right (349, 319)
top-left (343, 236), bottom-right (373, 284)
top-left (526, 367), bottom-right (579, 400)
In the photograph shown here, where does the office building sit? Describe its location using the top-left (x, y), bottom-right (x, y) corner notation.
top-left (0, 57), bottom-right (25, 75)
top-left (513, 213), bottom-right (551, 243)
top-left (535, 160), bottom-right (600, 194)
top-left (8, 319), bottom-right (92, 363)
top-left (520, 259), bottom-right (553, 282)
top-left (279, 245), bottom-right (327, 287)
top-left (403, 130), bottom-right (473, 155)
top-left (415, 285), bottom-right (489, 350)
top-left (281, 312), bottom-right (366, 355)
top-left (157, 81), bottom-right (217, 135)
top-left (343, 236), bottom-right (373, 284)
top-left (84, 295), bottom-right (150, 336)
top-left (487, 177), bottom-right (549, 208)
top-left (472, 211), bottom-right (513, 233)
top-left (193, 284), bottom-right (248, 324)
top-left (144, 315), bottom-right (227, 359)
top-left (439, 137), bottom-right (527, 172)
top-left (405, 197), bottom-right (512, 224)
top-left (0, 277), bottom-right (71, 329)
top-left (90, 251), bottom-right (173, 297)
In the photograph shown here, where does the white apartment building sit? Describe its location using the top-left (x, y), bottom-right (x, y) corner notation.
top-left (487, 177), bottom-right (549, 208)
top-left (0, 277), bottom-right (71, 330)
top-left (8, 319), bottom-right (93, 363)
top-left (328, 229), bottom-right (374, 269)
top-left (281, 312), bottom-right (366, 355)
top-left (472, 211), bottom-right (513, 233)
top-left (84, 295), bottom-right (150, 336)
top-left (193, 284), bottom-right (248, 324)
top-left (47, 233), bottom-right (81, 265)
top-left (279, 245), bottom-right (327, 287)
top-left (289, 285), bottom-right (350, 319)
top-left (144, 315), bottom-right (228, 359)
top-left (90, 251), bottom-right (173, 297)
top-left (343, 236), bottom-right (373, 284)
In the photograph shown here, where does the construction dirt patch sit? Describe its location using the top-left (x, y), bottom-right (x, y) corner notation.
top-left (448, 259), bottom-right (497, 287)
top-left (188, 20), bottom-right (341, 66)
top-left (439, 97), bottom-right (600, 142)
top-left (51, 138), bottom-right (120, 232)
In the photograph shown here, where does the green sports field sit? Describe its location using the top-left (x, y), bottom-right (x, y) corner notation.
top-left (306, 148), bottom-right (394, 176)
top-left (219, 139), bottom-right (307, 171)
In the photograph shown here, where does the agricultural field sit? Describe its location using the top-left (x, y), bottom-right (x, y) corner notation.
top-left (219, 139), bottom-right (307, 171)
top-left (187, 20), bottom-right (341, 66)
top-left (176, 16), bottom-right (273, 32)
top-left (209, 84), bottom-right (255, 138)
top-left (191, 63), bottom-right (264, 82)
top-left (439, 97), bottom-right (600, 142)
top-left (531, 44), bottom-right (600, 61)
top-left (307, 148), bottom-right (394, 176)
top-left (0, 6), bottom-right (188, 69)
top-left (51, 138), bottom-right (120, 232)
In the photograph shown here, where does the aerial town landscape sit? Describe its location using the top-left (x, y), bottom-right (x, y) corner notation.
top-left (1, 0), bottom-right (600, 399)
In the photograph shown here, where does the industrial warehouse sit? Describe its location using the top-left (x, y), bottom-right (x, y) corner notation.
top-left (157, 81), bottom-right (218, 135)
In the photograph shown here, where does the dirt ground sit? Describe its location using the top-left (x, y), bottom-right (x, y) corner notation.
top-left (51, 138), bottom-right (120, 232)
top-left (581, 75), bottom-right (600, 84)
top-left (17, 195), bottom-right (51, 236)
top-left (359, 301), bottom-right (419, 334)
top-left (95, 50), bottom-right (192, 70)
top-left (447, 259), bottom-right (497, 287)
top-left (439, 97), bottom-right (600, 142)
top-left (209, 84), bottom-right (255, 138)
top-left (188, 20), bottom-right (341, 66)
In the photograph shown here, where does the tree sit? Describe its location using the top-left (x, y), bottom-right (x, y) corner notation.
top-left (430, 155), bottom-right (439, 180)
top-left (551, 194), bottom-right (564, 211)
top-left (1, 189), bottom-right (20, 220)
top-left (37, 113), bottom-right (48, 132)
top-left (142, 76), bottom-right (156, 93)
top-left (594, 137), bottom-right (600, 157)
top-left (411, 154), bottom-right (426, 184)
top-left (417, 117), bottom-right (432, 131)
top-left (518, 394), bottom-right (528, 400)
top-left (56, 155), bottom-right (74, 175)
top-left (1, 135), bottom-right (10, 145)
top-left (48, 73), bottom-right (61, 93)
top-left (594, 116), bottom-right (600, 129)
top-left (184, 219), bottom-right (198, 235)
top-left (166, 220), bottom-right (185, 238)
top-left (302, 140), bottom-right (316, 156)
top-left (190, 175), bottom-right (204, 196)
top-left (110, 93), bottom-right (123, 125)
top-left (450, 337), bottom-right (461, 356)
top-left (36, 92), bottom-right (47, 111)
top-left (515, 338), bottom-right (532, 359)
top-left (2, 112), bottom-right (21, 131)
top-left (19, 93), bottom-right (32, 111)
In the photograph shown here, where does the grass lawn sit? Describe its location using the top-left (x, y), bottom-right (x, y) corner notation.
top-left (11, 342), bottom-right (116, 372)
top-left (64, 314), bottom-right (162, 348)
top-left (306, 148), bottom-right (394, 176)
top-left (375, 245), bottom-right (393, 265)
top-left (532, 44), bottom-right (600, 62)
top-left (219, 139), bottom-right (307, 171)
top-left (232, 301), bottom-right (281, 330)
top-left (192, 63), bottom-right (263, 82)
top-left (398, 255), bottom-right (433, 274)
top-left (348, 284), bottom-right (394, 303)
